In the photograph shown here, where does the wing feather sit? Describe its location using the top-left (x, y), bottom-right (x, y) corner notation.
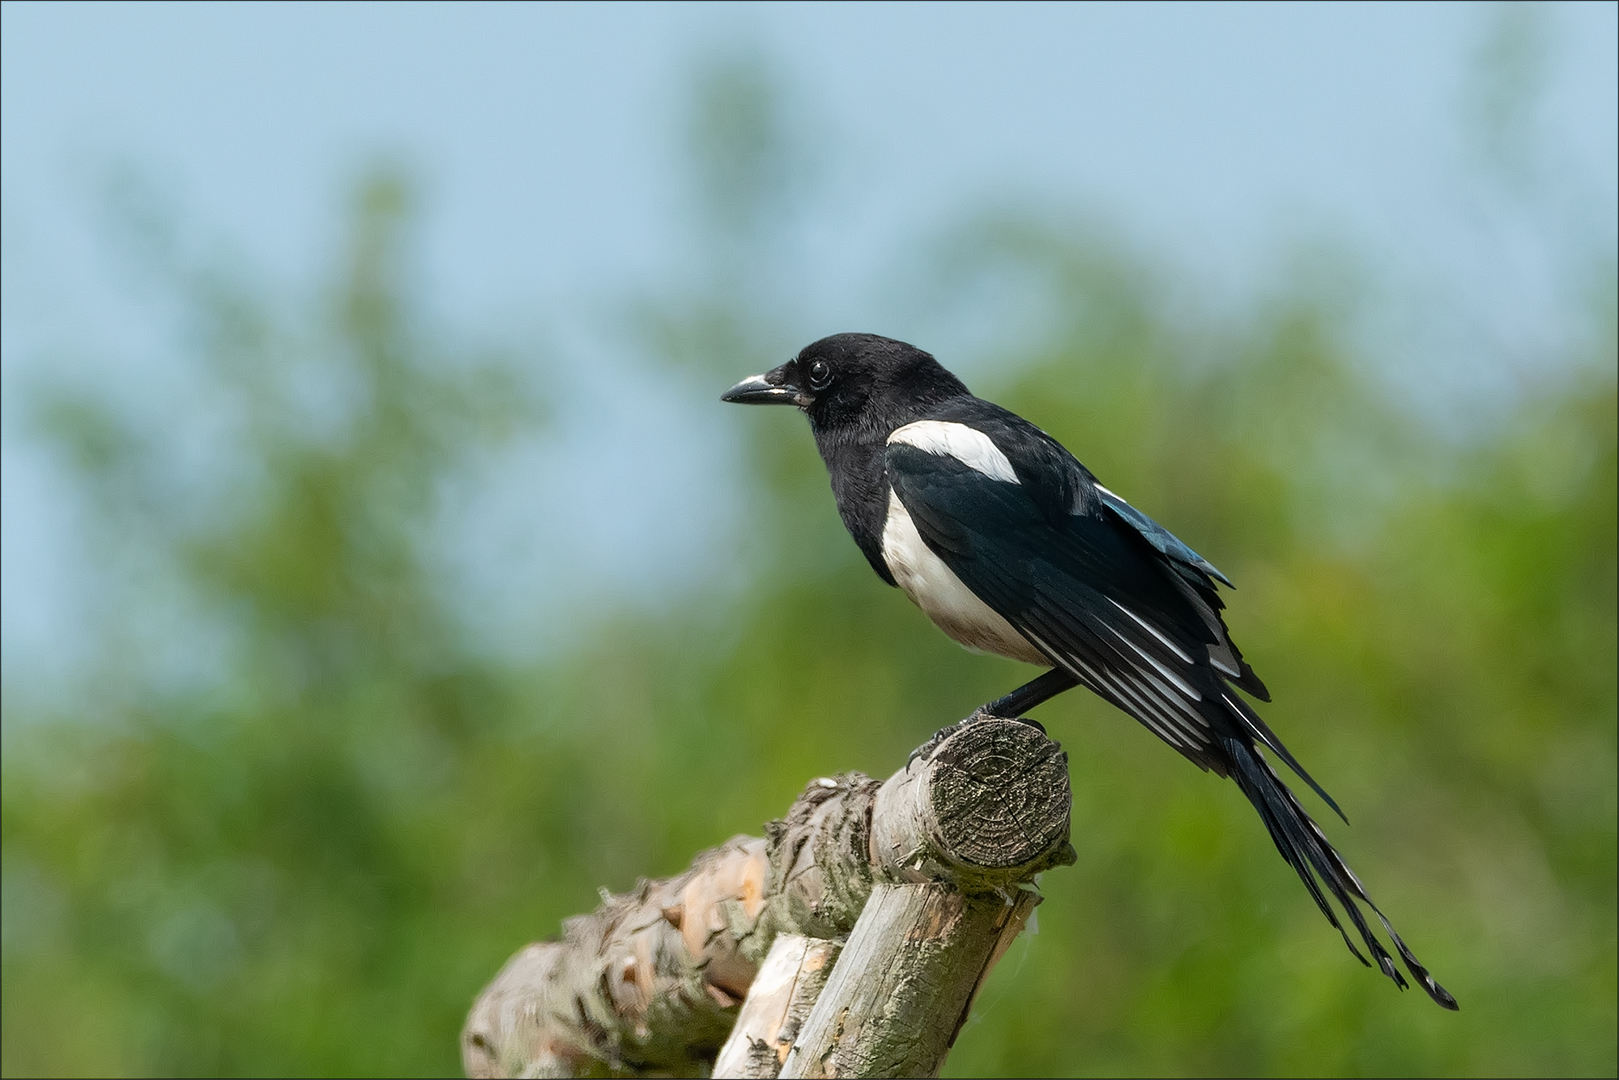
top-left (886, 439), bottom-right (1323, 793)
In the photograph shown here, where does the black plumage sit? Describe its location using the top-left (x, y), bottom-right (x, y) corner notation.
top-left (722, 332), bottom-right (1457, 1009)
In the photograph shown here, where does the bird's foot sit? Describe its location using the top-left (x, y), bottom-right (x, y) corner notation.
top-left (908, 718), bottom-right (972, 767)
top-left (907, 709), bottom-right (1047, 766)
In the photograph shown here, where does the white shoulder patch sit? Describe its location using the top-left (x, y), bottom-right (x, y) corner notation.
top-left (888, 420), bottom-right (1020, 484)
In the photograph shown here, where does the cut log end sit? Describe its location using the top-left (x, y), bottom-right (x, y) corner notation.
top-left (928, 719), bottom-right (1072, 871)
top-left (872, 718), bottom-right (1074, 887)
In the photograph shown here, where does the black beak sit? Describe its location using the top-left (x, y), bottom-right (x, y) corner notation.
top-left (721, 363), bottom-right (802, 406)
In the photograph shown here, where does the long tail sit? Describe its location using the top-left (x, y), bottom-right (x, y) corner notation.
top-left (1220, 733), bottom-right (1459, 1010)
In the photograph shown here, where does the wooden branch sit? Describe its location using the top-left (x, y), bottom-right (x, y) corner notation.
top-left (778, 719), bottom-right (1068, 1079)
top-left (778, 884), bottom-right (1039, 1079)
top-left (462, 718), bottom-right (1072, 1079)
top-left (712, 935), bottom-right (843, 1078)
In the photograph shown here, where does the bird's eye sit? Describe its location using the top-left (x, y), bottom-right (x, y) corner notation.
top-left (808, 359), bottom-right (833, 390)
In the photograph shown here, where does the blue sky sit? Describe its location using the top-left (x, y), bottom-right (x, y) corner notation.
top-left (7, 3), bottom-right (1614, 325)
top-left (3, 1), bottom-right (1615, 687)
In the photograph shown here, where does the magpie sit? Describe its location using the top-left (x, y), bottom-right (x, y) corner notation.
top-left (723, 332), bottom-right (1457, 1009)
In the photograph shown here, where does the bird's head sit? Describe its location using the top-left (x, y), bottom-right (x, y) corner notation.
top-left (721, 333), bottom-right (969, 437)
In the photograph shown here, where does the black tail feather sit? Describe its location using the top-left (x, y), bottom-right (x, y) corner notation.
top-left (1222, 691), bottom-right (1350, 825)
top-left (1220, 734), bottom-right (1460, 1010)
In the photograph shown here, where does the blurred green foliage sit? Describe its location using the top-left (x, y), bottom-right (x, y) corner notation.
top-left (3, 51), bottom-right (1616, 1080)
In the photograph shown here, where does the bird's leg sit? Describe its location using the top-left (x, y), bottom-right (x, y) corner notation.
top-left (972, 667), bottom-right (1080, 724)
top-left (911, 668), bottom-right (1080, 764)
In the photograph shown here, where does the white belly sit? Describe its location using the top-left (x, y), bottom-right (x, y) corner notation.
top-left (880, 490), bottom-right (1049, 666)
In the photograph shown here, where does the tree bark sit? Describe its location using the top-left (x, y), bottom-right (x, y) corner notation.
top-left (461, 836), bottom-right (770, 1078)
top-left (462, 718), bottom-right (1072, 1079)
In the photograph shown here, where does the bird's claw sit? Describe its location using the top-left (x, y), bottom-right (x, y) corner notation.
top-left (908, 717), bottom-right (973, 767)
